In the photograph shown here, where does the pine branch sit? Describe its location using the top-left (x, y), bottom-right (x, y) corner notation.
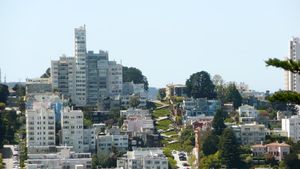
top-left (268, 91), bottom-right (300, 104)
top-left (265, 58), bottom-right (300, 74)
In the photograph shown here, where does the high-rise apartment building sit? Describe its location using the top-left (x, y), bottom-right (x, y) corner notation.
top-left (86, 50), bottom-right (109, 105)
top-left (74, 26), bottom-right (87, 106)
top-left (26, 102), bottom-right (56, 148)
top-left (286, 37), bottom-right (300, 91)
top-left (51, 55), bottom-right (76, 99)
top-left (61, 107), bottom-right (84, 152)
top-left (51, 26), bottom-right (122, 107)
top-left (107, 61), bottom-right (123, 96)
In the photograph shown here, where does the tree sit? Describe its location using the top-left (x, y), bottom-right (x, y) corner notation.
top-left (219, 128), bottom-right (241, 168)
top-left (157, 88), bottom-right (166, 100)
top-left (0, 113), bottom-right (4, 148)
top-left (202, 132), bottom-right (219, 156)
top-left (283, 153), bottom-right (300, 169)
top-left (212, 74), bottom-right (224, 87)
top-left (0, 102), bottom-right (5, 110)
top-left (123, 66), bottom-right (149, 90)
top-left (12, 83), bottom-right (26, 97)
top-left (224, 83), bottom-right (242, 109)
top-left (40, 67), bottom-right (51, 78)
top-left (129, 95), bottom-right (140, 108)
top-left (0, 154), bottom-right (2, 169)
top-left (265, 58), bottom-right (300, 104)
top-left (0, 84), bottom-right (9, 103)
top-left (212, 109), bottom-right (226, 136)
top-left (179, 125), bottom-right (195, 152)
top-left (185, 71), bottom-right (216, 99)
top-left (199, 151), bottom-right (221, 169)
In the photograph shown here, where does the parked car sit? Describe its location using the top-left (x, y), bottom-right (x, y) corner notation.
top-left (183, 163), bottom-right (190, 166)
top-left (179, 156), bottom-right (187, 161)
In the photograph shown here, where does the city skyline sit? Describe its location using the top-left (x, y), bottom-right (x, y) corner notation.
top-left (1, 0), bottom-right (300, 92)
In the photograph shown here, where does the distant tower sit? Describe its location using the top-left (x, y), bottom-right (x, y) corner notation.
top-left (286, 37), bottom-right (300, 91)
top-left (0, 68), bottom-right (1, 83)
top-left (4, 74), bottom-right (6, 84)
top-left (74, 25), bottom-right (87, 106)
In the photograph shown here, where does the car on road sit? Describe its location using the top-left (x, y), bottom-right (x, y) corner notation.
top-left (179, 156), bottom-right (187, 161)
top-left (183, 163), bottom-right (190, 166)
top-left (179, 153), bottom-right (186, 157)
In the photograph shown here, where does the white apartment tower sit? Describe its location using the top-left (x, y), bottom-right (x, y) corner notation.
top-left (286, 37), bottom-right (300, 91)
top-left (51, 26), bottom-right (123, 106)
top-left (26, 102), bottom-right (56, 147)
top-left (74, 25), bottom-right (87, 106)
top-left (61, 108), bottom-right (84, 152)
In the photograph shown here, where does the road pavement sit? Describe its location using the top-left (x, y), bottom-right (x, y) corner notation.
top-left (0, 145), bottom-right (20, 169)
top-left (172, 150), bottom-right (191, 169)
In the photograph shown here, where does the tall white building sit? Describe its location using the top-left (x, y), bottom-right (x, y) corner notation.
top-left (74, 25), bottom-right (87, 106)
top-left (61, 108), bottom-right (84, 152)
top-left (282, 115), bottom-right (300, 142)
top-left (26, 102), bottom-right (56, 148)
top-left (286, 37), bottom-right (300, 91)
top-left (51, 26), bottom-right (123, 107)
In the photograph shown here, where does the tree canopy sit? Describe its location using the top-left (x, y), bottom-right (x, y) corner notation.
top-left (185, 71), bottom-right (216, 99)
top-left (0, 84), bottom-right (9, 103)
top-left (266, 58), bottom-right (300, 74)
top-left (266, 58), bottom-right (300, 104)
top-left (123, 66), bottom-right (149, 90)
top-left (212, 109), bottom-right (227, 136)
top-left (40, 67), bottom-right (51, 78)
top-left (219, 128), bottom-right (241, 168)
top-left (224, 83), bottom-right (242, 109)
top-left (129, 95), bottom-right (140, 108)
top-left (202, 132), bottom-right (219, 156)
top-left (12, 83), bottom-right (26, 97)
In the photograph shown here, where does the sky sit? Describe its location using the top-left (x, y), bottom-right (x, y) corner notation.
top-left (0, 0), bottom-right (300, 92)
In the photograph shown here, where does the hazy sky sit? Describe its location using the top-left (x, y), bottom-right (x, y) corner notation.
top-left (1, 0), bottom-right (300, 92)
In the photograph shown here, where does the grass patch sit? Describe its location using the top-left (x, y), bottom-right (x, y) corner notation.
top-left (154, 102), bottom-right (163, 107)
top-left (153, 108), bottom-right (170, 118)
top-left (157, 119), bottom-right (172, 130)
top-left (165, 142), bottom-right (181, 151)
top-left (163, 130), bottom-right (177, 136)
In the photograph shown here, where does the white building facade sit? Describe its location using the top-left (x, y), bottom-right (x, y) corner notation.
top-left (97, 134), bottom-right (128, 154)
top-left (107, 61), bottom-right (123, 96)
top-left (26, 102), bottom-right (56, 148)
top-left (26, 146), bottom-right (92, 169)
top-left (117, 148), bottom-right (168, 169)
top-left (238, 104), bottom-right (258, 118)
top-left (282, 115), bottom-right (300, 142)
top-left (61, 108), bottom-right (84, 152)
top-left (231, 123), bottom-right (266, 145)
top-left (51, 26), bottom-right (123, 107)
